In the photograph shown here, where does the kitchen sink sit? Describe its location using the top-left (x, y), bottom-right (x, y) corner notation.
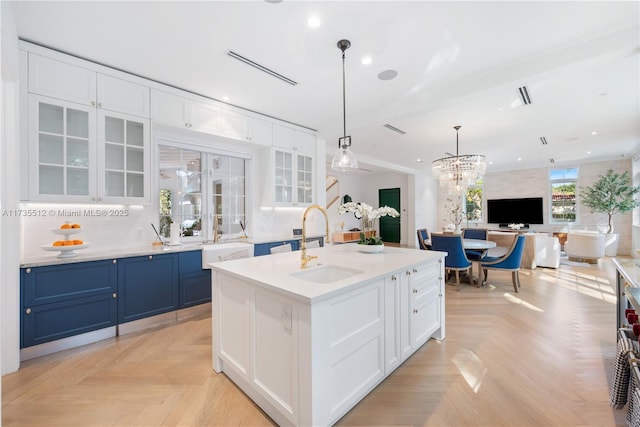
top-left (202, 242), bottom-right (254, 268)
top-left (290, 265), bottom-right (363, 284)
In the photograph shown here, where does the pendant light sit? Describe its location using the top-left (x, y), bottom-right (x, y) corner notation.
top-left (432, 125), bottom-right (486, 192)
top-left (331, 39), bottom-right (358, 172)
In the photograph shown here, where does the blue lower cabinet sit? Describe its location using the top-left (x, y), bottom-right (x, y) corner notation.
top-left (179, 251), bottom-right (211, 308)
top-left (117, 253), bottom-right (179, 324)
top-left (22, 293), bottom-right (117, 348)
top-left (20, 259), bottom-right (118, 348)
top-left (254, 239), bottom-right (301, 256)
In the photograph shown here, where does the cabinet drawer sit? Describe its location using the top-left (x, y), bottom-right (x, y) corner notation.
top-left (22, 293), bottom-right (116, 348)
top-left (22, 260), bottom-right (117, 307)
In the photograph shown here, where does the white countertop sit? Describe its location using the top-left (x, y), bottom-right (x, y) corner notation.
top-left (210, 243), bottom-right (445, 303)
top-left (20, 242), bottom-right (206, 268)
top-left (20, 234), bottom-right (327, 268)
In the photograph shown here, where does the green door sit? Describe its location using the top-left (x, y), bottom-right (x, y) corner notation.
top-left (379, 188), bottom-right (400, 243)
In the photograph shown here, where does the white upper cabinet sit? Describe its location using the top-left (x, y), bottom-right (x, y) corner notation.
top-left (28, 54), bottom-right (96, 107)
top-left (151, 89), bottom-right (220, 134)
top-left (249, 117), bottom-right (273, 147)
top-left (28, 53), bottom-right (150, 118)
top-left (152, 90), bottom-right (274, 146)
top-left (97, 74), bottom-right (150, 118)
top-left (23, 49), bottom-right (150, 203)
top-left (28, 95), bottom-right (97, 202)
top-left (272, 124), bottom-right (314, 154)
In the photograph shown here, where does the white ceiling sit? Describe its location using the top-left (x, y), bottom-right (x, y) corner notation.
top-left (9, 0), bottom-right (640, 174)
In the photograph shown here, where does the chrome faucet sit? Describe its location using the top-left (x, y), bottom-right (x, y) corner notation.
top-left (213, 215), bottom-right (220, 243)
top-left (301, 204), bottom-right (331, 269)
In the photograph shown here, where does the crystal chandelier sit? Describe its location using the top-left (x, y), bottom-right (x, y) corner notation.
top-left (331, 39), bottom-right (358, 172)
top-left (432, 125), bottom-right (486, 191)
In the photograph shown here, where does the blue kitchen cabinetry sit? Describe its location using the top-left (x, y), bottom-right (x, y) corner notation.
top-left (117, 253), bottom-right (179, 324)
top-left (21, 259), bottom-right (117, 348)
top-left (253, 237), bottom-right (323, 257)
top-left (179, 250), bottom-right (211, 308)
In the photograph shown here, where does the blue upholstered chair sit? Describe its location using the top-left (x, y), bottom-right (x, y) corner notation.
top-left (480, 235), bottom-right (526, 292)
top-left (430, 234), bottom-right (472, 291)
top-left (462, 228), bottom-right (489, 260)
top-left (417, 228), bottom-right (431, 250)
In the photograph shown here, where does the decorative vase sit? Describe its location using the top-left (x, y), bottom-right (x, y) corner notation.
top-left (358, 243), bottom-right (384, 253)
top-left (361, 217), bottom-right (374, 232)
top-left (454, 224), bottom-right (462, 234)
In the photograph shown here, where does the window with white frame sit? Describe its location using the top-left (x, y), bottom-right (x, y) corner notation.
top-left (158, 144), bottom-right (247, 241)
top-left (550, 168), bottom-right (577, 223)
top-left (466, 178), bottom-right (483, 222)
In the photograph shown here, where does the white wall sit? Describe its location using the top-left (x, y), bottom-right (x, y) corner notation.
top-left (2, 0), bottom-right (22, 375)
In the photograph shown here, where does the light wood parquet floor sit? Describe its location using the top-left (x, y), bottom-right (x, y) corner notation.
top-left (2, 257), bottom-right (630, 426)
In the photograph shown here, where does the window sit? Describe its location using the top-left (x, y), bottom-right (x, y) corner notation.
top-left (158, 144), bottom-right (247, 241)
top-left (159, 146), bottom-right (203, 239)
top-left (465, 179), bottom-right (483, 222)
top-left (550, 168), bottom-right (577, 223)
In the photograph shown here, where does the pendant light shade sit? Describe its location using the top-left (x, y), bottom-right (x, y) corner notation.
top-left (331, 39), bottom-right (358, 172)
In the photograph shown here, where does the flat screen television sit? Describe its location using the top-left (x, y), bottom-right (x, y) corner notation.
top-left (486, 197), bottom-right (544, 225)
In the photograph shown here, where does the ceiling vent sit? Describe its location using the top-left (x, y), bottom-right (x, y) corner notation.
top-left (227, 50), bottom-right (298, 86)
top-left (518, 86), bottom-right (532, 105)
top-left (539, 136), bottom-right (548, 145)
top-left (383, 124), bottom-right (406, 135)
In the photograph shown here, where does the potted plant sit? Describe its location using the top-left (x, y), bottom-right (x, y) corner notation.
top-left (580, 169), bottom-right (640, 255)
top-left (338, 202), bottom-right (400, 251)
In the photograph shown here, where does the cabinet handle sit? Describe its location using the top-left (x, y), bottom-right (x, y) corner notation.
top-left (413, 309), bottom-right (418, 314)
top-left (25, 308), bottom-right (31, 315)
top-left (97, 198), bottom-right (102, 202)
top-left (98, 102), bottom-right (102, 108)
top-left (91, 197), bottom-right (96, 202)
top-left (148, 255), bottom-right (153, 260)
top-left (26, 268), bottom-right (31, 274)
top-left (413, 268), bottom-right (418, 273)
top-left (391, 275), bottom-right (397, 281)
top-left (439, 293), bottom-right (443, 297)
top-left (406, 270), bottom-right (411, 276)
top-left (185, 123), bottom-right (189, 128)
top-left (91, 101), bottom-right (96, 106)
top-left (112, 259), bottom-right (117, 264)
top-left (112, 293), bottom-right (117, 299)
top-left (413, 289), bottom-right (418, 294)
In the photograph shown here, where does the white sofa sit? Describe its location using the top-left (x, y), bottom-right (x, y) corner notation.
top-left (564, 230), bottom-right (606, 263)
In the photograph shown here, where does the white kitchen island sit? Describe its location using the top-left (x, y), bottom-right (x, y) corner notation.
top-left (210, 243), bottom-right (446, 426)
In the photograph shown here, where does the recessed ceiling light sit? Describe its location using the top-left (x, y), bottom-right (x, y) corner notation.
top-left (517, 158), bottom-right (522, 161)
top-left (497, 107), bottom-right (504, 112)
top-left (587, 151), bottom-right (592, 154)
top-left (307, 15), bottom-right (321, 28)
top-left (416, 158), bottom-right (423, 163)
top-left (264, 0), bottom-right (283, 3)
top-left (223, 96), bottom-right (229, 101)
top-left (362, 56), bottom-right (372, 65)
top-left (489, 161), bottom-right (493, 165)
top-left (591, 131), bottom-right (597, 135)
top-left (377, 70), bottom-right (398, 81)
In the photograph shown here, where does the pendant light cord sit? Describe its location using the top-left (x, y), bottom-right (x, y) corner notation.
top-left (342, 49), bottom-right (347, 143)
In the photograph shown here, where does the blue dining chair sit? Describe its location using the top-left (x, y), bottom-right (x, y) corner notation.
top-left (417, 228), bottom-right (431, 250)
top-left (430, 234), bottom-right (472, 291)
top-left (462, 228), bottom-right (489, 261)
top-left (480, 235), bottom-right (526, 292)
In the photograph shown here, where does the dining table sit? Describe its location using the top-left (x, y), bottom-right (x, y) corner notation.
top-left (463, 238), bottom-right (498, 285)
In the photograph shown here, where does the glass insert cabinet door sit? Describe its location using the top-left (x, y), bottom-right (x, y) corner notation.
top-left (98, 110), bottom-right (149, 202)
top-left (29, 95), bottom-right (96, 200)
top-left (274, 149), bottom-right (293, 204)
top-left (211, 155), bottom-right (246, 237)
top-left (296, 153), bottom-right (313, 205)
